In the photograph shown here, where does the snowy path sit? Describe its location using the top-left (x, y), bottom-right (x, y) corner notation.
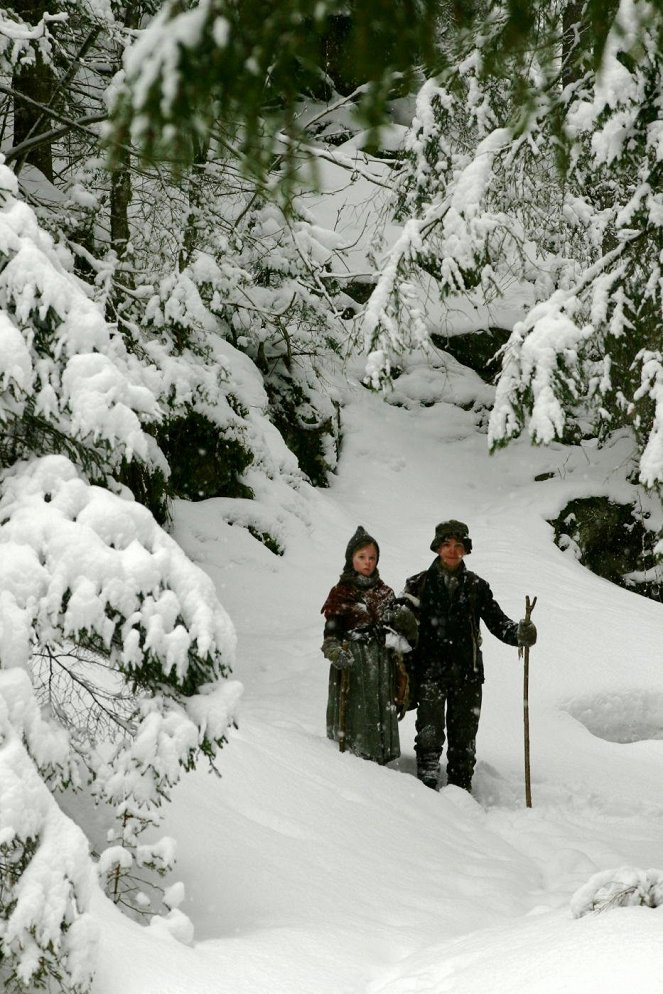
top-left (95, 385), bottom-right (663, 993)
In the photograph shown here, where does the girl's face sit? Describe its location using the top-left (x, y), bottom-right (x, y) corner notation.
top-left (352, 543), bottom-right (378, 577)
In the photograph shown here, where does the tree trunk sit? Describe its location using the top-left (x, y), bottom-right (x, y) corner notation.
top-left (110, 160), bottom-right (132, 262)
top-left (561, 0), bottom-right (584, 89)
top-left (12, 1), bottom-right (56, 180)
top-left (109, 6), bottom-right (142, 281)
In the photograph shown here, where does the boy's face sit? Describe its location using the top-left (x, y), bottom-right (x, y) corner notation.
top-left (437, 538), bottom-right (465, 571)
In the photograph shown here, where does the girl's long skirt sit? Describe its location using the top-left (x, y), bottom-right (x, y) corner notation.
top-left (326, 640), bottom-right (400, 764)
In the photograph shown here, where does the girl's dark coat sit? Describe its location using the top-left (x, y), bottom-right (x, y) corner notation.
top-left (321, 576), bottom-right (400, 764)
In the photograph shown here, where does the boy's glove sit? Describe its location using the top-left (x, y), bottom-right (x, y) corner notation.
top-left (322, 638), bottom-right (354, 669)
top-left (517, 619), bottom-right (537, 647)
top-left (384, 603), bottom-right (419, 646)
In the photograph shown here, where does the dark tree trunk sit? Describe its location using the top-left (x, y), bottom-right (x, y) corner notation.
top-left (110, 162), bottom-right (132, 261)
top-left (561, 0), bottom-right (584, 89)
top-left (12, 1), bottom-right (57, 180)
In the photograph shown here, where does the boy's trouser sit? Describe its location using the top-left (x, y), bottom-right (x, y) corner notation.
top-left (415, 679), bottom-right (482, 790)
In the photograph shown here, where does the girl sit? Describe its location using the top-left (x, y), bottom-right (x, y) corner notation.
top-left (321, 525), bottom-right (417, 764)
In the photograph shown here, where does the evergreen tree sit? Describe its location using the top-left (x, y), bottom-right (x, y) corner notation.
top-left (0, 149), bottom-right (239, 991)
top-left (0, 8), bottom-right (352, 982)
top-left (2, 1), bottom-right (348, 514)
top-left (361, 0), bottom-right (663, 492)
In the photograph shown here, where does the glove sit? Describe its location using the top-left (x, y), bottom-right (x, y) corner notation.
top-left (333, 647), bottom-right (354, 670)
top-left (322, 638), bottom-right (354, 669)
top-left (384, 603), bottom-right (419, 646)
top-left (517, 619), bottom-right (537, 647)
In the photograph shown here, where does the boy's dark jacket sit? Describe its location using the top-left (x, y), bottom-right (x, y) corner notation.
top-left (404, 559), bottom-right (519, 690)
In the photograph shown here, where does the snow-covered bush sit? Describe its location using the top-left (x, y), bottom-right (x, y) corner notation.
top-left (571, 866), bottom-right (663, 917)
top-left (0, 454), bottom-right (237, 690)
top-left (0, 668), bottom-right (98, 994)
top-left (0, 163), bottom-right (161, 482)
top-left (131, 192), bottom-right (345, 494)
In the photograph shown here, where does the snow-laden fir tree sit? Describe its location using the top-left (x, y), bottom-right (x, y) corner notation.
top-left (362, 0), bottom-right (663, 497)
top-left (0, 10), bottom-right (348, 985)
top-left (115, 154), bottom-right (347, 500)
top-left (3, 1), bottom-right (348, 512)
top-left (0, 159), bottom-right (241, 991)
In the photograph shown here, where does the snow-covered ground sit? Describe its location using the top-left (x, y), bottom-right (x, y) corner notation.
top-left (92, 362), bottom-right (663, 994)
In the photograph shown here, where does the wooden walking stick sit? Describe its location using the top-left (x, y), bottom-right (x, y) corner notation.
top-left (519, 595), bottom-right (537, 808)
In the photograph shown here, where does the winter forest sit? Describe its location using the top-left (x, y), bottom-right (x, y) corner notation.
top-left (1, 1), bottom-right (662, 992)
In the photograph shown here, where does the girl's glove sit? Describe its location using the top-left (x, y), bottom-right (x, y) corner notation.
top-left (322, 638), bottom-right (354, 669)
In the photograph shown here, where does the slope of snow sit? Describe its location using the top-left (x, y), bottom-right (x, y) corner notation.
top-left (92, 366), bottom-right (663, 994)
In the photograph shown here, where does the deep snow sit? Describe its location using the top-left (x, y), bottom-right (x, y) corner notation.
top-left (93, 364), bottom-right (663, 994)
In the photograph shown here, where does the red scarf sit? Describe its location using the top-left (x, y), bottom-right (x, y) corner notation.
top-left (321, 576), bottom-right (394, 634)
